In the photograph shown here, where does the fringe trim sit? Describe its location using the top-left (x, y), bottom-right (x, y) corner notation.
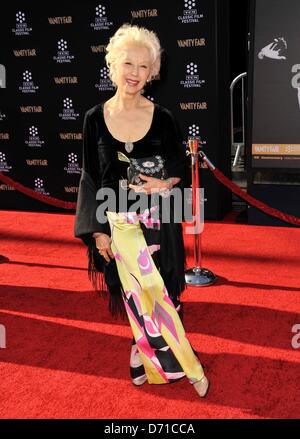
top-left (86, 242), bottom-right (127, 320)
top-left (87, 244), bottom-right (108, 294)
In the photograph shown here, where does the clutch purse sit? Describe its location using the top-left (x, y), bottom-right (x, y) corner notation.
top-left (117, 151), bottom-right (168, 186)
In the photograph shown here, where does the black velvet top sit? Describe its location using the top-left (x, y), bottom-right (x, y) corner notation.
top-left (74, 101), bottom-right (189, 246)
top-left (73, 101), bottom-right (189, 318)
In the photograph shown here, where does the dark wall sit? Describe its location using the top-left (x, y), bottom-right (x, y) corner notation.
top-left (229, 0), bottom-right (250, 81)
top-left (0, 0), bottom-right (232, 220)
top-left (247, 0), bottom-right (300, 226)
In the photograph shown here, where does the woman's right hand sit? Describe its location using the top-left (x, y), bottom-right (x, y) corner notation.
top-left (93, 232), bottom-right (114, 263)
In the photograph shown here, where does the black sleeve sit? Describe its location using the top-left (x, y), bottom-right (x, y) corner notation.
top-left (74, 110), bottom-right (110, 247)
top-left (161, 108), bottom-right (190, 189)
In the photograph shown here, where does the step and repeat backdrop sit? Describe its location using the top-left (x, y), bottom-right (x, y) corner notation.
top-left (0, 0), bottom-right (231, 219)
top-left (247, 0), bottom-right (300, 225)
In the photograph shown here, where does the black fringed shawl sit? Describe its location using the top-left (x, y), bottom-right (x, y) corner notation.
top-left (74, 102), bottom-right (190, 319)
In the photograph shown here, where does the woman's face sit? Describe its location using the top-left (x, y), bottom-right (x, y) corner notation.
top-left (114, 45), bottom-right (153, 95)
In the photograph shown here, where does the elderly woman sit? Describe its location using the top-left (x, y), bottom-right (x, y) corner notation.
top-left (74, 24), bottom-right (209, 398)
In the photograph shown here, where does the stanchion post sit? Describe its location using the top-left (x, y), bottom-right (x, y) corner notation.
top-left (185, 137), bottom-right (217, 286)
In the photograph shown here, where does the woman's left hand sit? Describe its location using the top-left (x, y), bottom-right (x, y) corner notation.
top-left (128, 174), bottom-right (173, 194)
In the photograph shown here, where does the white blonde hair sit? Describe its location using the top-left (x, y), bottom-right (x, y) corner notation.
top-left (105, 23), bottom-right (162, 86)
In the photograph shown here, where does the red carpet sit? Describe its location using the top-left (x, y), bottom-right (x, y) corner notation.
top-left (0, 209), bottom-right (299, 419)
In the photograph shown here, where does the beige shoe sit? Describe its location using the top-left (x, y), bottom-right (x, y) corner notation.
top-left (193, 375), bottom-right (209, 398)
top-left (132, 375), bottom-right (147, 386)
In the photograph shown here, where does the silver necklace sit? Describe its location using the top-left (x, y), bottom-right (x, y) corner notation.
top-left (125, 141), bottom-right (134, 153)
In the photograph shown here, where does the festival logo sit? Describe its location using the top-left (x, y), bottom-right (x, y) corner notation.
top-left (90, 4), bottom-right (113, 31)
top-left (34, 178), bottom-right (49, 195)
top-left (19, 70), bottom-right (39, 94)
top-left (95, 67), bottom-right (114, 92)
top-left (180, 63), bottom-right (205, 88)
top-left (64, 152), bottom-right (81, 174)
top-left (185, 125), bottom-right (207, 150)
top-left (25, 126), bottom-right (45, 148)
top-left (258, 37), bottom-right (287, 60)
top-left (53, 39), bottom-right (75, 63)
top-left (0, 152), bottom-right (12, 173)
top-left (178, 0), bottom-right (203, 24)
top-left (188, 124), bottom-right (200, 137)
top-left (59, 98), bottom-right (80, 121)
top-left (12, 11), bottom-right (32, 36)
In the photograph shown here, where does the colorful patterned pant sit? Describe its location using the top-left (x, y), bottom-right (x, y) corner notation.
top-left (106, 208), bottom-right (204, 385)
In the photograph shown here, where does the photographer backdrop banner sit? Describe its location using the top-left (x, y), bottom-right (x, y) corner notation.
top-left (0, 0), bottom-right (231, 219)
top-left (247, 0), bottom-right (300, 226)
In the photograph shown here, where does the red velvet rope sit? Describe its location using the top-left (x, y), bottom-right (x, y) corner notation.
top-left (1, 164), bottom-right (300, 226)
top-left (203, 161), bottom-right (300, 227)
top-left (0, 172), bottom-right (76, 210)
